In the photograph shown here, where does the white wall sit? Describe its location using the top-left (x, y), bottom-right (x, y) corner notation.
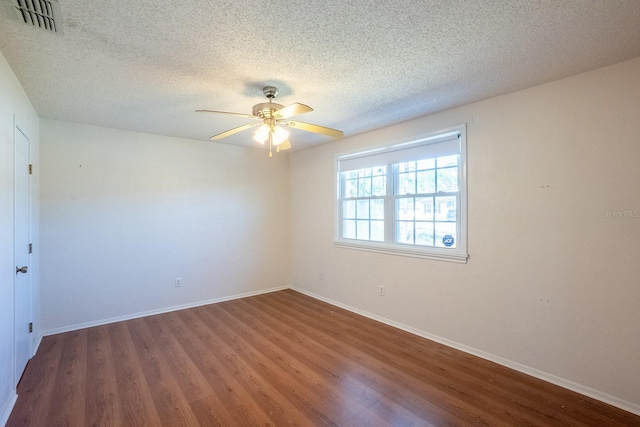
top-left (0, 52), bottom-right (40, 426)
top-left (40, 120), bottom-right (289, 332)
top-left (289, 57), bottom-right (640, 411)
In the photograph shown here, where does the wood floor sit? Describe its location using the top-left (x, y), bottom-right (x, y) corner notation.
top-left (8, 290), bottom-right (640, 426)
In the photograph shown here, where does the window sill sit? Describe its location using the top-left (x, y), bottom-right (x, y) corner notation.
top-left (334, 240), bottom-right (468, 263)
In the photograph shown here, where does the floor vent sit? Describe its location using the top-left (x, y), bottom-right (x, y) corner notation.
top-left (13, 0), bottom-right (62, 33)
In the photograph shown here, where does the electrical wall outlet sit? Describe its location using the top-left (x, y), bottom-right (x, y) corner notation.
top-left (379, 285), bottom-right (384, 296)
top-left (175, 278), bottom-right (182, 288)
top-left (319, 272), bottom-right (324, 280)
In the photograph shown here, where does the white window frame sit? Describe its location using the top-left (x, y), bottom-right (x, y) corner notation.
top-left (334, 124), bottom-right (468, 263)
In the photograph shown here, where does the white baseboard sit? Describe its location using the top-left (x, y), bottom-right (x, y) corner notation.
top-left (0, 392), bottom-right (18, 427)
top-left (291, 286), bottom-right (640, 417)
top-left (31, 333), bottom-right (42, 358)
top-left (40, 285), bottom-right (288, 338)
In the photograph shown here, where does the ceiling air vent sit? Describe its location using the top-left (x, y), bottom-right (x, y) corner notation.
top-left (13, 0), bottom-right (62, 33)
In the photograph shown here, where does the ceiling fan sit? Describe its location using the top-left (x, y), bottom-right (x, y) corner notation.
top-left (197, 86), bottom-right (343, 156)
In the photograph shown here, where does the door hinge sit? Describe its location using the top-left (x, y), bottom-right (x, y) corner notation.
top-left (29, 322), bottom-right (33, 333)
top-left (29, 243), bottom-right (33, 254)
top-left (29, 164), bottom-right (33, 174)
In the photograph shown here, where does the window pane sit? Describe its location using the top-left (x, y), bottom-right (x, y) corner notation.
top-left (345, 178), bottom-right (358, 198)
top-left (343, 220), bottom-right (356, 239)
top-left (343, 200), bottom-right (356, 218)
top-left (435, 222), bottom-right (456, 248)
top-left (398, 172), bottom-right (415, 195)
top-left (345, 170), bottom-right (358, 179)
top-left (372, 166), bottom-right (386, 176)
top-left (371, 220), bottom-right (384, 241)
top-left (371, 199), bottom-right (384, 219)
top-left (415, 197), bottom-right (434, 221)
top-left (359, 177), bottom-right (372, 197)
top-left (356, 220), bottom-right (369, 239)
top-left (358, 168), bottom-right (371, 178)
top-left (417, 170), bottom-right (435, 194)
top-left (372, 176), bottom-right (386, 196)
top-left (415, 222), bottom-right (434, 246)
top-left (396, 221), bottom-right (414, 244)
top-left (437, 155), bottom-right (458, 168)
top-left (417, 158), bottom-right (435, 170)
top-left (356, 200), bottom-right (370, 219)
top-left (398, 161), bottom-right (416, 173)
top-left (436, 167), bottom-right (458, 192)
top-left (447, 198), bottom-right (456, 221)
top-left (397, 198), bottom-right (414, 220)
top-left (435, 196), bottom-right (456, 221)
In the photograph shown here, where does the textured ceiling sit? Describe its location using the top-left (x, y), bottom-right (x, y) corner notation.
top-left (1, 0), bottom-right (640, 152)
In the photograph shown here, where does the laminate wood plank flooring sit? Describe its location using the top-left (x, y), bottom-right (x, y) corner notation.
top-left (8, 289), bottom-right (640, 426)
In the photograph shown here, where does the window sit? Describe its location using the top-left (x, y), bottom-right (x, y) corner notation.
top-left (341, 166), bottom-right (386, 241)
top-left (335, 125), bottom-right (467, 263)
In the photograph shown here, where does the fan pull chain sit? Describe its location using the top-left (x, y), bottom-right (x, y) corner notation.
top-left (269, 131), bottom-right (273, 157)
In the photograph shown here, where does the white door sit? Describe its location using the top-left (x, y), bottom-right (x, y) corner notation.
top-left (14, 125), bottom-right (31, 383)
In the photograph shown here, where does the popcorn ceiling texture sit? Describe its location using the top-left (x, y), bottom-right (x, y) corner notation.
top-left (1, 0), bottom-right (639, 150)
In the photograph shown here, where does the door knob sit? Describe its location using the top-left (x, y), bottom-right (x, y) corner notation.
top-left (16, 266), bottom-right (28, 274)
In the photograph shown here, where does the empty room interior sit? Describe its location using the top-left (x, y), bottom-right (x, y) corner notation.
top-left (1, 1), bottom-right (640, 425)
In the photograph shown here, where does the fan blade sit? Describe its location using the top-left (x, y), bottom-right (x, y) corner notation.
top-left (196, 109), bottom-right (257, 119)
top-left (285, 121), bottom-right (343, 139)
top-left (210, 123), bottom-right (258, 140)
top-left (278, 140), bottom-right (292, 151)
top-left (274, 103), bottom-right (313, 119)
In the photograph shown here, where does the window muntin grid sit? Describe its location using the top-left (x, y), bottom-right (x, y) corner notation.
top-left (341, 166), bottom-right (386, 242)
top-left (394, 155), bottom-right (459, 248)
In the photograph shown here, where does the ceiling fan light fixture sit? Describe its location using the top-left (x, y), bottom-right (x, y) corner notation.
top-left (252, 124), bottom-right (269, 144)
top-left (271, 126), bottom-right (289, 146)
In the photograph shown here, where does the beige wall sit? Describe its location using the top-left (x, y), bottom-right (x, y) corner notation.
top-left (289, 57), bottom-right (640, 410)
top-left (39, 120), bottom-right (289, 331)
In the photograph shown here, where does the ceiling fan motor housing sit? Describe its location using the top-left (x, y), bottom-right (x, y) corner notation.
top-left (252, 102), bottom-right (284, 119)
top-left (252, 86), bottom-right (282, 119)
